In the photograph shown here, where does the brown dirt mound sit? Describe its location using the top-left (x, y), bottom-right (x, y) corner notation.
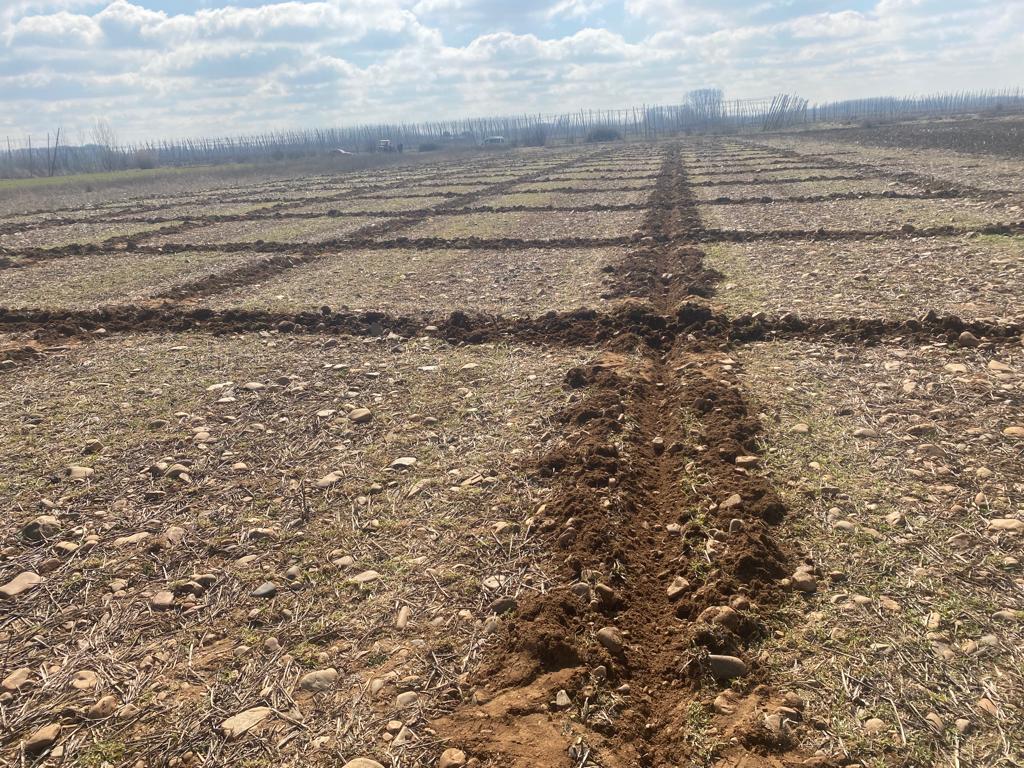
top-left (434, 346), bottom-right (826, 767)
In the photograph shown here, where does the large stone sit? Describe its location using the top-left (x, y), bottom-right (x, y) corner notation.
top-left (21, 515), bottom-right (61, 543)
top-left (0, 571), bottom-right (43, 599)
top-left (298, 668), bottom-right (338, 692)
top-left (595, 626), bottom-right (624, 655)
top-left (71, 670), bottom-right (99, 690)
top-left (24, 723), bottom-right (61, 755)
top-left (395, 691), bottom-right (419, 707)
top-left (988, 518), bottom-right (1024, 533)
top-left (86, 695), bottom-right (119, 719)
top-left (2, 667), bottom-right (31, 692)
top-left (349, 570), bottom-right (381, 585)
top-left (341, 760), bottom-right (385, 768)
top-left (150, 591), bottom-right (175, 610)
top-left (348, 408), bottom-right (373, 424)
top-left (220, 707), bottom-right (272, 739)
top-left (252, 581), bottom-right (278, 598)
top-left (707, 654), bottom-right (747, 681)
top-left (439, 748), bottom-right (467, 768)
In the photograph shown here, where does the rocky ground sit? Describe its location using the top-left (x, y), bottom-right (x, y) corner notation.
top-left (1, 130), bottom-right (1021, 768)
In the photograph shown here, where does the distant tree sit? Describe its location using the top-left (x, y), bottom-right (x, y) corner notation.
top-left (91, 119), bottom-right (119, 170)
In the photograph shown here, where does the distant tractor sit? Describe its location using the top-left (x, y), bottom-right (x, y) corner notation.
top-left (376, 139), bottom-right (393, 152)
top-left (482, 135), bottom-right (507, 146)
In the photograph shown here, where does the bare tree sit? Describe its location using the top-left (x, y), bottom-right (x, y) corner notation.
top-left (91, 119), bottom-right (119, 170)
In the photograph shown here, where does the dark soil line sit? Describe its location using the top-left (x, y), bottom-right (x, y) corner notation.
top-left (605, 145), bottom-right (721, 312)
top-left (0, 166), bottom-right (475, 232)
top-left (0, 304), bottom-right (715, 353)
top-left (687, 174), bottom-right (870, 188)
top-left (695, 221), bottom-right (1024, 243)
top-left (0, 235), bottom-right (639, 270)
top-left (689, 164), bottom-right (840, 177)
top-left (498, 184), bottom-right (656, 194)
top-left (74, 202), bottom-right (665, 228)
top-left (699, 190), bottom-right (963, 206)
top-left (1, 305), bottom-right (1018, 362)
top-left (737, 140), bottom-right (1014, 199)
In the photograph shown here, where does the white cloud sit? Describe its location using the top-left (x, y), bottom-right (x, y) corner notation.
top-left (0, 0), bottom-right (1020, 142)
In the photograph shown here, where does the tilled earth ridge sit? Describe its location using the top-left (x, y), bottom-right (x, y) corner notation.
top-left (429, 148), bottom-right (825, 768)
top-left (1, 135), bottom-right (1023, 768)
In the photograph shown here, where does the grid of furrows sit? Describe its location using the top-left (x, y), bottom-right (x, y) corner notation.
top-left (0, 133), bottom-right (1021, 768)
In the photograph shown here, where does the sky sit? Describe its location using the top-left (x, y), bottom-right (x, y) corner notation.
top-left (1, 0), bottom-right (1022, 144)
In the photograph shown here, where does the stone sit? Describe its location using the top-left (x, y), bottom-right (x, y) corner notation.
top-left (396, 691), bottom-right (419, 707)
top-left (393, 605), bottom-right (413, 629)
top-left (86, 695), bottom-right (119, 719)
top-left (341, 760), bottom-right (385, 768)
top-left (735, 455), bottom-right (760, 468)
top-left (150, 591), bottom-right (175, 610)
top-left (666, 576), bottom-right (690, 600)
top-left (924, 711), bottom-right (944, 734)
top-left (955, 718), bottom-right (973, 735)
top-left (21, 515), bottom-right (61, 543)
top-left (853, 427), bottom-right (878, 438)
top-left (220, 706), bottom-right (272, 738)
top-left (0, 571), bottom-right (43, 599)
top-left (439, 747), bottom-right (467, 768)
top-left (252, 582), bottom-right (278, 598)
top-left (707, 654), bottom-right (747, 681)
top-left (114, 532), bottom-right (151, 547)
top-left (554, 689), bottom-right (572, 708)
top-left (792, 571), bottom-right (817, 593)
top-left (988, 518), bottom-right (1024, 532)
top-left (720, 493), bottom-right (742, 510)
top-left (316, 471), bottom-right (343, 488)
top-left (863, 717), bottom-right (887, 735)
top-left (713, 691), bottom-right (737, 714)
top-left (393, 726), bottom-right (414, 746)
top-left (71, 670), bottom-right (99, 689)
top-left (66, 465), bottom-right (95, 480)
top-left (349, 570), bottom-right (381, 585)
top-left (389, 457), bottom-right (418, 470)
top-left (2, 667), bottom-right (31, 692)
top-left (595, 626), bottom-right (624, 655)
top-left (299, 668), bottom-right (338, 692)
top-left (958, 331), bottom-right (980, 347)
top-left (1002, 426), bottom-right (1024, 438)
top-left (348, 408), bottom-right (373, 424)
top-left (24, 723), bottom-right (61, 755)
top-left (790, 423), bottom-right (810, 434)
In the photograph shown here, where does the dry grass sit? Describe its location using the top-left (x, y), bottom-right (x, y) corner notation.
top-left (697, 197), bottom-right (1010, 233)
top-left (752, 136), bottom-right (1024, 194)
top-left (399, 210), bottom-right (644, 240)
top-left (706, 235), bottom-right (1024, 323)
top-left (737, 340), bottom-right (1024, 767)
top-left (205, 246), bottom-right (622, 316)
top-left (0, 331), bottom-right (598, 766)
top-left (0, 251), bottom-right (266, 309)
